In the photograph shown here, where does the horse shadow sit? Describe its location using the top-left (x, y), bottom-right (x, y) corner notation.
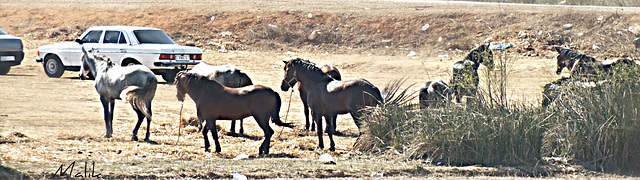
top-left (332, 130), bottom-right (360, 138)
top-left (263, 152), bottom-right (299, 158)
top-left (293, 129), bottom-right (360, 138)
top-left (224, 132), bottom-right (262, 141)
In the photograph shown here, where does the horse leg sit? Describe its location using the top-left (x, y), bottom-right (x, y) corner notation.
top-left (313, 110), bottom-right (324, 150)
top-left (132, 108), bottom-right (145, 141)
top-left (255, 115), bottom-right (274, 156)
top-left (100, 97), bottom-right (114, 138)
top-left (197, 117), bottom-right (204, 132)
top-left (300, 90), bottom-right (313, 131)
top-left (325, 114), bottom-right (337, 151)
top-left (202, 118), bottom-right (211, 152)
top-left (326, 114), bottom-right (338, 135)
top-left (238, 119), bottom-right (244, 135)
top-left (144, 105), bottom-right (153, 142)
top-left (230, 120), bottom-right (237, 135)
top-left (207, 119), bottom-right (222, 153)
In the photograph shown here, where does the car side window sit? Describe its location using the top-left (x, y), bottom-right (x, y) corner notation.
top-left (81, 30), bottom-right (102, 43)
top-left (118, 32), bottom-right (127, 44)
top-left (104, 31), bottom-right (120, 44)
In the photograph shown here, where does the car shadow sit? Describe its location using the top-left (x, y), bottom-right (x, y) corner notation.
top-left (0, 74), bottom-right (34, 77)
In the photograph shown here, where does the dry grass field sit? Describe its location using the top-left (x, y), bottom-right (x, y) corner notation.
top-left (1, 0), bottom-right (639, 179)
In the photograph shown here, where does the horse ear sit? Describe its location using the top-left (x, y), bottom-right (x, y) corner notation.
top-left (283, 61), bottom-right (288, 64)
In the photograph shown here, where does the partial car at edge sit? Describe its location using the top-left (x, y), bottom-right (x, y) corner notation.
top-left (0, 27), bottom-right (25, 75)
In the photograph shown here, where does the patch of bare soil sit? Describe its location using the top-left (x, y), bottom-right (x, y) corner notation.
top-left (1, 0), bottom-right (638, 179)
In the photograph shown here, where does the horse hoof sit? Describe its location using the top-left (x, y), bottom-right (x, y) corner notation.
top-left (329, 147), bottom-right (336, 151)
top-left (104, 134), bottom-right (112, 138)
top-left (131, 136), bottom-right (138, 141)
top-left (205, 149), bottom-right (211, 153)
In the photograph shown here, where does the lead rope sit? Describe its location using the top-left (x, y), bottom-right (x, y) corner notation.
top-left (275, 88), bottom-right (294, 141)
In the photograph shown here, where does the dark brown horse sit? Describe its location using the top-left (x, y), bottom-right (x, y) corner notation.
top-left (450, 44), bottom-right (494, 103)
top-left (280, 58), bottom-right (382, 151)
top-left (280, 59), bottom-right (342, 131)
top-left (190, 63), bottom-right (254, 135)
top-left (555, 47), bottom-right (636, 79)
top-left (175, 71), bottom-right (293, 155)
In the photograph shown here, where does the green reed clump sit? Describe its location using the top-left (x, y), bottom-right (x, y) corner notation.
top-left (544, 64), bottom-right (640, 175)
top-left (356, 52), bottom-right (550, 166)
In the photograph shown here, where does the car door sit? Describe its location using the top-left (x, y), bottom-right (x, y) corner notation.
top-left (96, 30), bottom-right (128, 65)
top-left (67, 30), bottom-right (103, 66)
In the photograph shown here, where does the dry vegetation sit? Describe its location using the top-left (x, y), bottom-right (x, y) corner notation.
top-left (1, 0), bottom-right (640, 179)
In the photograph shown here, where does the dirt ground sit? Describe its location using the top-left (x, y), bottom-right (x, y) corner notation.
top-left (1, 0), bottom-right (638, 179)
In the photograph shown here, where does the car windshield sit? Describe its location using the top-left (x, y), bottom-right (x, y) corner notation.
top-left (133, 30), bottom-right (175, 44)
top-left (0, 28), bottom-right (7, 35)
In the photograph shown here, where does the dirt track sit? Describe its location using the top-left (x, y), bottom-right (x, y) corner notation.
top-left (1, 0), bottom-right (638, 179)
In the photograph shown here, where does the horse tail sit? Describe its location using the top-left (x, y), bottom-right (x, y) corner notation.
top-left (121, 82), bottom-right (157, 120)
top-left (270, 92), bottom-right (294, 128)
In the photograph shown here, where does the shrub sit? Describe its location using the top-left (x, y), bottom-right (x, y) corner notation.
top-left (544, 64), bottom-right (640, 175)
top-left (356, 52), bottom-right (550, 166)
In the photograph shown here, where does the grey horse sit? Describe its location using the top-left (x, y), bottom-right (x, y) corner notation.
top-left (78, 39), bottom-right (157, 142)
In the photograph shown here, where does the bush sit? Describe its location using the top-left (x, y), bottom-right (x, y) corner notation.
top-left (356, 51), bottom-right (640, 174)
top-left (544, 65), bottom-right (640, 175)
top-left (356, 52), bottom-right (550, 167)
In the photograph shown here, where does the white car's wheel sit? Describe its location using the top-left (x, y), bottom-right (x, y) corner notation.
top-left (44, 55), bottom-right (65, 78)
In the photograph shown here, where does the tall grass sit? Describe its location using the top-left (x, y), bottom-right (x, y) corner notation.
top-left (544, 65), bottom-right (640, 175)
top-left (356, 52), bottom-right (550, 167)
top-left (356, 51), bottom-right (640, 174)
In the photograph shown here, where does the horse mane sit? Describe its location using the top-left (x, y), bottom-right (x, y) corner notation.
top-left (92, 53), bottom-right (116, 69)
top-left (177, 71), bottom-right (224, 91)
top-left (290, 58), bottom-right (333, 82)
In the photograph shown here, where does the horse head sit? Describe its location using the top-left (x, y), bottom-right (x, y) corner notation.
top-left (555, 46), bottom-right (573, 75)
top-left (280, 58), bottom-right (301, 91)
top-left (467, 44), bottom-right (494, 70)
top-left (175, 71), bottom-right (188, 102)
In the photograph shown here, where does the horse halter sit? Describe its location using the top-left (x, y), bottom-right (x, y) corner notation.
top-left (284, 66), bottom-right (298, 88)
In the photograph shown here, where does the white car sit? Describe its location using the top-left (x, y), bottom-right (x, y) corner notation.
top-left (36, 26), bottom-right (202, 82)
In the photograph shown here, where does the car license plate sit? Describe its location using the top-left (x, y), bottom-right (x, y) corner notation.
top-left (1, 56), bottom-right (15, 61)
top-left (175, 55), bottom-right (190, 61)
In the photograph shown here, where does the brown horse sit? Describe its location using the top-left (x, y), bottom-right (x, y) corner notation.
top-left (175, 71), bottom-right (294, 155)
top-left (280, 59), bottom-right (342, 131)
top-left (280, 58), bottom-right (382, 151)
top-left (555, 47), bottom-right (636, 79)
top-left (190, 63), bottom-right (254, 135)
